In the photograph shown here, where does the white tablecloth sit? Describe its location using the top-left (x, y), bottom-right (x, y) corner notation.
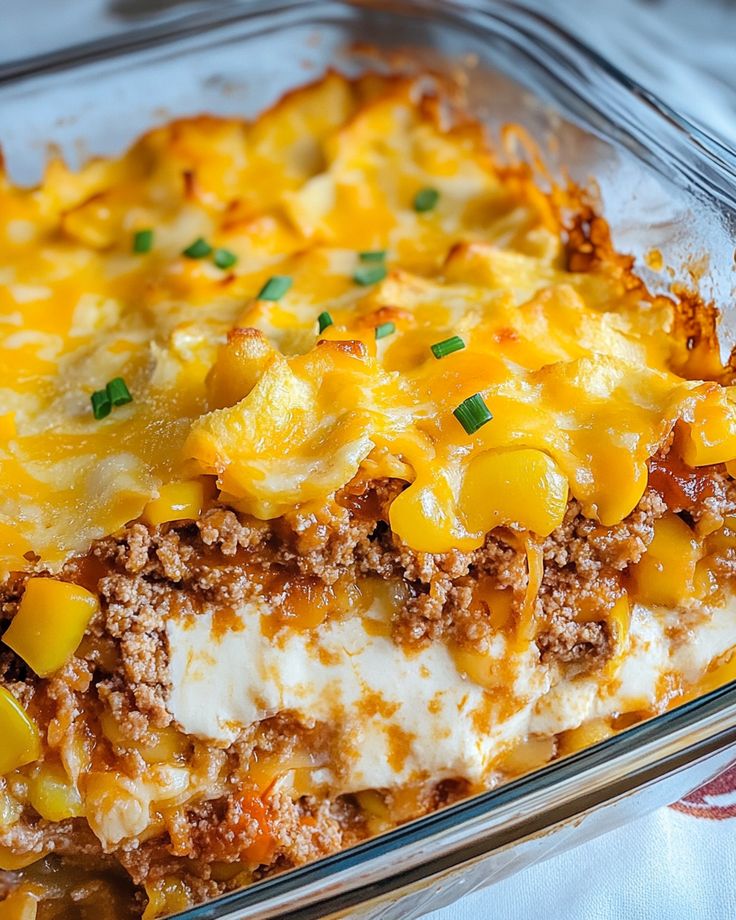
top-left (430, 766), bottom-right (736, 919)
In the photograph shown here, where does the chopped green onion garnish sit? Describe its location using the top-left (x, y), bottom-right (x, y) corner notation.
top-left (375, 322), bottom-right (396, 340)
top-left (106, 377), bottom-right (133, 407)
top-left (213, 248), bottom-right (238, 270)
top-left (413, 187), bottom-right (439, 212)
top-left (354, 264), bottom-right (387, 286)
top-left (318, 311), bottom-right (333, 333)
top-left (182, 237), bottom-right (212, 259)
top-left (453, 393), bottom-right (493, 435)
top-left (258, 275), bottom-right (292, 301)
top-left (91, 389), bottom-right (112, 420)
top-left (359, 250), bottom-right (386, 263)
top-left (431, 335), bottom-right (466, 359)
top-left (132, 229), bottom-right (154, 254)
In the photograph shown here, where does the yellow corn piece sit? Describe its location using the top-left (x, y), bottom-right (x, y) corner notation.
top-left (0, 688), bottom-right (40, 775)
top-left (0, 790), bottom-right (22, 830)
top-left (100, 710), bottom-right (190, 763)
top-left (682, 390), bottom-right (736, 466)
top-left (557, 719), bottom-right (613, 757)
top-left (632, 513), bottom-right (701, 607)
top-left (694, 558), bottom-right (719, 601)
top-left (142, 481), bottom-right (204, 527)
top-left (2, 579), bottom-right (99, 678)
top-left (451, 645), bottom-right (499, 690)
top-left (0, 847), bottom-right (45, 871)
top-left (142, 877), bottom-right (192, 920)
top-left (27, 763), bottom-right (83, 822)
top-left (461, 448), bottom-right (568, 538)
top-left (356, 789), bottom-right (390, 820)
top-left (605, 595), bottom-right (631, 671)
top-left (0, 888), bottom-right (38, 920)
top-left (497, 735), bottom-right (556, 776)
top-left (210, 861), bottom-right (247, 883)
top-left (247, 750), bottom-right (317, 795)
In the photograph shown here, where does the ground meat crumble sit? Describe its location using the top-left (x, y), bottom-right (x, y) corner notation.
top-left (2, 456), bottom-right (736, 905)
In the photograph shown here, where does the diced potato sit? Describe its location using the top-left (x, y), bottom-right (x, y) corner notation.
top-left (27, 762), bottom-right (83, 822)
top-left (461, 448), bottom-right (568, 538)
top-left (632, 513), bottom-right (701, 607)
top-left (2, 578), bottom-right (99, 677)
top-left (0, 688), bottom-right (40, 775)
top-left (142, 481), bottom-right (204, 527)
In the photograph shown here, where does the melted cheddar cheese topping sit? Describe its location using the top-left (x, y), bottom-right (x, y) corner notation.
top-left (1, 72), bottom-right (735, 575)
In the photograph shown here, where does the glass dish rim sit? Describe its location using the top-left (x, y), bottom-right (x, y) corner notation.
top-left (4, 2), bottom-right (736, 917)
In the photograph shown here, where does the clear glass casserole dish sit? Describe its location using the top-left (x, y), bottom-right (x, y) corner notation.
top-left (3, 1), bottom-right (736, 917)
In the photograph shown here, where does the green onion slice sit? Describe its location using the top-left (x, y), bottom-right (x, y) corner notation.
top-left (258, 275), bottom-right (292, 301)
top-left (375, 322), bottom-right (396, 340)
top-left (453, 393), bottom-right (493, 435)
top-left (91, 389), bottom-right (112, 420)
top-left (318, 311), bottom-right (333, 333)
top-left (354, 264), bottom-right (387, 286)
top-left (359, 250), bottom-right (386, 263)
top-left (182, 237), bottom-right (212, 259)
top-left (431, 335), bottom-right (465, 359)
top-left (106, 377), bottom-right (133, 407)
top-left (213, 248), bottom-right (238, 270)
top-left (132, 229), bottom-right (154, 254)
top-left (413, 187), bottom-right (439, 212)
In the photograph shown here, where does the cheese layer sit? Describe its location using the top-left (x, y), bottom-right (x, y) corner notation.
top-left (2, 72), bottom-right (736, 575)
top-left (166, 596), bottom-right (736, 793)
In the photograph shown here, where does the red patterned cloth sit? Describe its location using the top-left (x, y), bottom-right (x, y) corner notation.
top-left (671, 762), bottom-right (736, 820)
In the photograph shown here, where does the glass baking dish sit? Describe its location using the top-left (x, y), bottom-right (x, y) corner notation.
top-left (4, 1), bottom-right (736, 917)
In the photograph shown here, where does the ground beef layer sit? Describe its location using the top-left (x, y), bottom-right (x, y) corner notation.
top-left (1, 455), bottom-right (735, 911)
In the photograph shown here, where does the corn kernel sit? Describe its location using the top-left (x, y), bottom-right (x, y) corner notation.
top-left (100, 710), bottom-right (190, 763)
top-left (451, 646), bottom-right (500, 690)
top-left (0, 688), bottom-right (40, 775)
top-left (27, 763), bottom-right (83, 822)
top-left (2, 579), bottom-right (99, 678)
top-left (557, 719), bottom-right (613, 757)
top-left (0, 846), bottom-right (45, 871)
top-left (0, 790), bottom-right (22, 830)
top-left (142, 481), bottom-right (204, 527)
top-left (355, 789), bottom-right (390, 820)
top-left (0, 887), bottom-right (38, 920)
top-left (632, 513), bottom-right (701, 607)
top-left (497, 735), bottom-right (555, 776)
top-left (142, 877), bottom-right (192, 920)
top-left (682, 391), bottom-right (736, 466)
top-left (461, 448), bottom-right (568, 538)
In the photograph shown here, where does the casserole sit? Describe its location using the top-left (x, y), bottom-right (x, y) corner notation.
top-left (3, 1), bottom-right (736, 918)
